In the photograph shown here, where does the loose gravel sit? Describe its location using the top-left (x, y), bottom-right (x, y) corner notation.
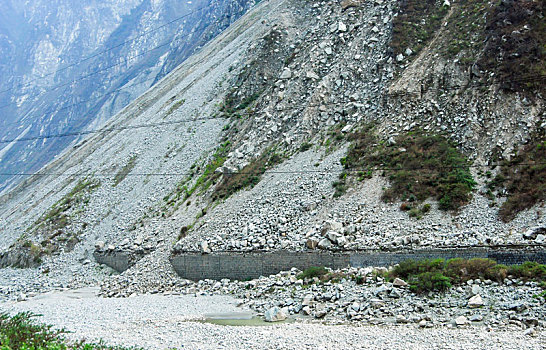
top-left (1, 288), bottom-right (544, 350)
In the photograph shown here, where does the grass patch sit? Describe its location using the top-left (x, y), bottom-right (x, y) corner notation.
top-left (0, 312), bottom-right (139, 349)
top-left (478, 0), bottom-right (546, 93)
top-left (220, 90), bottom-right (263, 118)
top-left (297, 266), bottom-right (328, 280)
top-left (487, 135), bottom-right (545, 222)
top-left (340, 128), bottom-right (476, 212)
top-left (113, 155), bottom-right (137, 187)
top-left (389, 258), bottom-right (546, 294)
top-left (166, 99), bottom-right (185, 116)
top-left (7, 177), bottom-right (102, 266)
top-left (390, 0), bottom-right (450, 57)
top-left (212, 148), bottom-right (283, 201)
top-left (32, 178), bottom-right (100, 234)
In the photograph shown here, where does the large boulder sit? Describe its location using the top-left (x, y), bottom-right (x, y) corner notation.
top-left (264, 307), bottom-right (287, 322)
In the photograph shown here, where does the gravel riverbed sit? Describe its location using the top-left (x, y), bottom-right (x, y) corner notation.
top-left (1, 287), bottom-right (544, 349)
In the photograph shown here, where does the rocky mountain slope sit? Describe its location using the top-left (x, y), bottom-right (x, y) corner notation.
top-left (0, 0), bottom-right (544, 298)
top-left (0, 0), bottom-right (257, 193)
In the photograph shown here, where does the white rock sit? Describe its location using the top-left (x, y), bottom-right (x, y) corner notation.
top-left (264, 306), bottom-right (287, 322)
top-left (468, 294), bottom-right (484, 308)
top-left (200, 241), bottom-right (211, 254)
top-left (341, 124), bottom-right (352, 133)
top-left (455, 315), bottom-right (468, 326)
top-left (393, 278), bottom-right (408, 287)
top-left (470, 284), bottom-right (482, 296)
top-left (280, 68), bottom-right (292, 79)
top-left (318, 238), bottom-right (332, 249)
top-left (306, 71), bottom-right (320, 80)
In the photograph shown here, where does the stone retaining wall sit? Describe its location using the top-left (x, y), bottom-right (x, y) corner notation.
top-left (93, 251), bottom-right (131, 273)
top-left (170, 248), bottom-right (546, 281)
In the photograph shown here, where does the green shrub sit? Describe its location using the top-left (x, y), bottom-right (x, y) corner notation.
top-left (445, 258), bottom-right (504, 283)
top-left (389, 258), bottom-right (545, 294)
top-left (390, 259), bottom-right (446, 280)
top-left (0, 312), bottom-right (138, 350)
top-left (299, 142), bottom-right (313, 152)
top-left (508, 261), bottom-right (546, 281)
top-left (409, 272), bottom-right (452, 293)
top-left (297, 266), bottom-right (328, 280)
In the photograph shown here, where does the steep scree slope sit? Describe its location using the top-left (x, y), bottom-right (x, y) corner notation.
top-left (0, 0), bottom-right (544, 295)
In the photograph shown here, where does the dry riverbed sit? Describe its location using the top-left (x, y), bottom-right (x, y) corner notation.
top-left (0, 287), bottom-right (544, 349)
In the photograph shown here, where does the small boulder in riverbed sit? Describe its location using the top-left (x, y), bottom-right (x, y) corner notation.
top-left (264, 306), bottom-right (287, 322)
top-left (468, 294), bottom-right (484, 308)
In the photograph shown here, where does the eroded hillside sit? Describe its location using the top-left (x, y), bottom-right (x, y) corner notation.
top-left (0, 0), bottom-right (544, 297)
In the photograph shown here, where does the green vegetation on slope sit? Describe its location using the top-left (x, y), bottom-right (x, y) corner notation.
top-left (390, 0), bottom-right (449, 57)
top-left (34, 178), bottom-right (100, 233)
top-left (391, 0), bottom-right (545, 93)
top-left (478, 0), bottom-right (546, 93)
top-left (212, 147), bottom-right (283, 201)
top-left (337, 127), bottom-right (476, 214)
top-left (7, 178), bottom-right (102, 266)
top-left (487, 133), bottom-right (546, 222)
top-left (113, 156), bottom-right (137, 187)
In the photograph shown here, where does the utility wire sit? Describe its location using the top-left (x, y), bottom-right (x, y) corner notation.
top-left (1, 72), bottom-right (545, 145)
top-left (0, 99), bottom-right (357, 144)
top-left (0, 77), bottom-right (158, 129)
top-left (1, 162), bottom-right (544, 177)
top-left (0, 0), bottom-right (224, 95)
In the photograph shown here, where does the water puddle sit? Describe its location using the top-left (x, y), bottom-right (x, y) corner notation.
top-left (200, 312), bottom-right (295, 326)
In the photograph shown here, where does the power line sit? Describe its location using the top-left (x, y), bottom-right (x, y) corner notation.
top-left (0, 0), bottom-right (224, 96)
top-left (0, 115), bottom-right (224, 144)
top-left (0, 77), bottom-right (157, 130)
top-left (0, 100), bottom-right (356, 144)
top-left (2, 72), bottom-right (545, 145)
top-left (1, 162), bottom-right (543, 178)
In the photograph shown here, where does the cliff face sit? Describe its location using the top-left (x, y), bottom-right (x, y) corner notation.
top-left (0, 0), bottom-right (543, 292)
top-left (0, 0), bottom-right (257, 193)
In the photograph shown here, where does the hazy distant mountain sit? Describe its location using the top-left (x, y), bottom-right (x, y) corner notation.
top-left (0, 0), bottom-right (257, 193)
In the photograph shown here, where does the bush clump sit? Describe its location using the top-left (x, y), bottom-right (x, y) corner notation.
top-left (488, 135), bottom-right (545, 222)
top-left (297, 266), bottom-right (328, 280)
top-left (0, 312), bottom-right (138, 350)
top-left (340, 129), bottom-right (476, 213)
top-left (389, 258), bottom-right (546, 294)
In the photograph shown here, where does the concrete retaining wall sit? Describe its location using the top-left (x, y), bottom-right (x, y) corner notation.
top-left (170, 248), bottom-right (546, 281)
